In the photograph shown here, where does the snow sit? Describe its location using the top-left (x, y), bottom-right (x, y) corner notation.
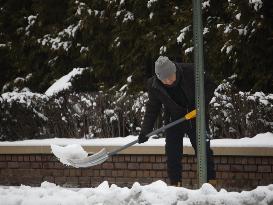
top-left (236, 13), bottom-right (241, 21)
top-left (1, 90), bottom-right (48, 106)
top-left (249, 0), bottom-right (263, 11)
top-left (123, 11), bottom-right (134, 23)
top-left (177, 26), bottom-right (190, 43)
top-left (0, 181), bottom-right (273, 205)
top-left (45, 67), bottom-right (87, 96)
top-left (51, 144), bottom-right (88, 166)
top-left (147, 0), bottom-right (157, 8)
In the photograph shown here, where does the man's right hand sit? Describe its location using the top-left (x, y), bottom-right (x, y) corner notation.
top-left (138, 133), bottom-right (149, 144)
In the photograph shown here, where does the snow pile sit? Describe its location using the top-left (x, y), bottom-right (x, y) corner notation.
top-left (45, 67), bottom-right (88, 96)
top-left (0, 181), bottom-right (273, 205)
top-left (51, 144), bottom-right (88, 166)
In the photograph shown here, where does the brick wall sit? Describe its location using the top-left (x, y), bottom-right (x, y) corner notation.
top-left (0, 154), bottom-right (273, 191)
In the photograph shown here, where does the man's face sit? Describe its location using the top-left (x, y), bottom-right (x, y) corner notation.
top-left (161, 73), bottom-right (176, 86)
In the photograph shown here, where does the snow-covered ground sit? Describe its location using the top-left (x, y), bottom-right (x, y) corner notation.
top-left (1, 180), bottom-right (273, 205)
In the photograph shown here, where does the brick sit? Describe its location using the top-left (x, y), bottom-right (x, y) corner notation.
top-left (124, 156), bottom-right (131, 162)
top-left (255, 173), bottom-right (263, 179)
top-left (221, 172), bottom-right (229, 179)
top-left (235, 172), bottom-right (247, 179)
top-left (247, 157), bottom-right (256, 164)
top-left (217, 164), bottom-right (230, 172)
top-left (65, 177), bottom-right (79, 184)
top-left (105, 170), bottom-right (112, 177)
top-left (0, 155), bottom-right (6, 161)
top-left (102, 163), bottom-right (114, 169)
top-left (156, 171), bottom-right (163, 178)
top-left (54, 162), bottom-right (65, 169)
top-left (150, 156), bottom-right (156, 162)
top-left (220, 157), bottom-right (228, 164)
top-left (115, 163), bottom-right (127, 169)
top-left (55, 177), bottom-right (67, 184)
top-left (182, 157), bottom-right (188, 163)
top-left (139, 163), bottom-right (152, 170)
top-left (262, 158), bottom-right (269, 165)
top-left (64, 169), bottom-right (70, 176)
top-left (94, 170), bottom-right (100, 177)
top-left (241, 158), bottom-right (248, 165)
top-left (18, 156), bottom-right (24, 162)
top-left (107, 156), bottom-right (113, 162)
top-left (128, 163), bottom-right (139, 170)
top-left (244, 165), bottom-right (257, 172)
top-left (117, 170), bottom-right (124, 177)
top-left (35, 156), bottom-right (42, 161)
top-left (183, 164), bottom-right (191, 171)
top-left (258, 165), bottom-right (271, 173)
top-left (137, 171), bottom-right (143, 177)
top-left (100, 170), bottom-right (105, 176)
top-left (162, 156), bottom-right (167, 162)
top-left (249, 173), bottom-right (256, 179)
top-left (188, 157), bottom-right (194, 163)
top-left (8, 162), bottom-right (19, 168)
top-left (82, 169), bottom-right (92, 177)
top-left (53, 170), bottom-right (64, 177)
top-left (228, 157), bottom-right (235, 164)
top-left (262, 173), bottom-right (270, 179)
top-left (230, 165), bottom-right (243, 172)
top-left (152, 163), bottom-right (165, 170)
top-left (234, 158), bottom-right (242, 164)
top-left (112, 170), bottom-right (118, 177)
top-left (137, 156), bottom-right (144, 162)
top-left (129, 171), bottom-right (137, 178)
top-left (150, 170), bottom-right (156, 177)
top-left (79, 177), bottom-right (90, 184)
top-left (191, 164), bottom-right (197, 171)
top-left (117, 156), bottom-right (125, 162)
top-left (182, 172), bottom-right (189, 178)
top-left (19, 162), bottom-right (31, 169)
top-left (0, 162), bottom-right (7, 168)
top-left (214, 157), bottom-right (221, 164)
top-left (143, 171), bottom-right (150, 177)
top-left (255, 157), bottom-right (262, 164)
top-left (143, 156), bottom-right (150, 162)
top-left (131, 156), bottom-right (137, 162)
top-left (11, 155), bottom-right (18, 161)
top-left (189, 171), bottom-right (196, 178)
top-left (155, 157), bottom-right (161, 163)
top-left (29, 156), bottom-right (36, 161)
top-left (216, 172), bottom-right (222, 179)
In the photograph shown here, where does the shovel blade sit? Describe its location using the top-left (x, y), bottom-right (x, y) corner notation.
top-left (68, 148), bottom-right (109, 168)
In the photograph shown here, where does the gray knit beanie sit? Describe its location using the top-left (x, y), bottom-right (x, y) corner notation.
top-left (155, 56), bottom-right (176, 81)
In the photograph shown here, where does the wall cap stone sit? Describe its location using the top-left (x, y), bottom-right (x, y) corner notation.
top-left (0, 145), bottom-right (273, 156)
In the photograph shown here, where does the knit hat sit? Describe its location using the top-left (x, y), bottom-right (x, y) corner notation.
top-left (155, 56), bottom-right (176, 81)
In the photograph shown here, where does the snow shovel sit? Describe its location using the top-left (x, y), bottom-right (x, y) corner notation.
top-left (68, 109), bottom-right (197, 168)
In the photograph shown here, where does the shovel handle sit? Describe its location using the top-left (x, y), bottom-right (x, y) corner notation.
top-left (109, 109), bottom-right (196, 156)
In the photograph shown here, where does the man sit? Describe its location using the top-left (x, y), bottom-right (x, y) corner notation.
top-left (138, 56), bottom-right (216, 187)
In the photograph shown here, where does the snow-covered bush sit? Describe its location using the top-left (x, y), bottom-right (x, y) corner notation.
top-left (210, 75), bottom-right (273, 139)
top-left (0, 87), bottom-right (148, 140)
top-left (0, 89), bottom-right (49, 140)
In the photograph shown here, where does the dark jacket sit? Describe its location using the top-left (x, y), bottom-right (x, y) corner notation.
top-left (141, 62), bottom-right (216, 137)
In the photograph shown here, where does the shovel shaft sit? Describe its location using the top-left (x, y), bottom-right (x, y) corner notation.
top-left (109, 109), bottom-right (196, 156)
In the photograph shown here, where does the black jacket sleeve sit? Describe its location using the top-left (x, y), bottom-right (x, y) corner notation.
top-left (140, 79), bottom-right (162, 136)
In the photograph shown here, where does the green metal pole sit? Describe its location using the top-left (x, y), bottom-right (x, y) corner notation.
top-left (192, 0), bottom-right (207, 187)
